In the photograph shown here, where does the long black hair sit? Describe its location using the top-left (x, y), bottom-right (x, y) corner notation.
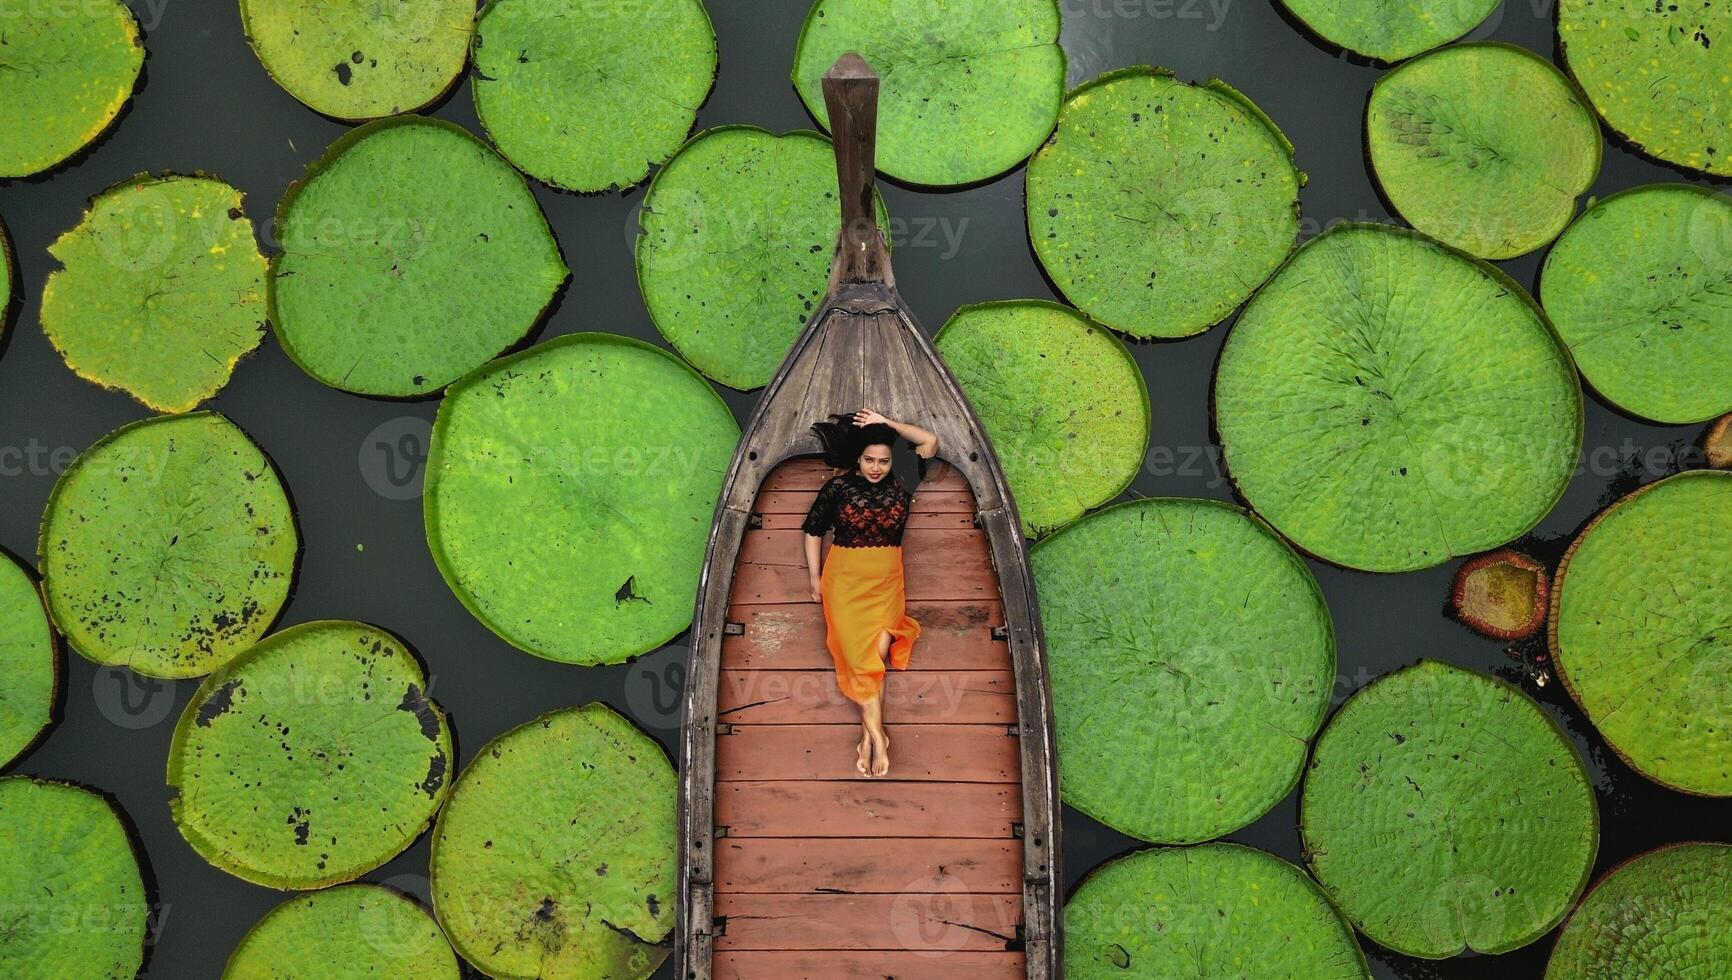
top-left (810, 413), bottom-right (899, 472)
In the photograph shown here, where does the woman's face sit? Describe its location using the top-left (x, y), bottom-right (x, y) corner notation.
top-left (856, 443), bottom-right (892, 482)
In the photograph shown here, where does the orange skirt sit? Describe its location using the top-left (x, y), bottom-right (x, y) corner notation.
top-left (819, 544), bottom-right (921, 704)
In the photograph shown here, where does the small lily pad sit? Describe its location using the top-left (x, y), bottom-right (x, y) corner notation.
top-left (474, 0), bottom-right (717, 192)
top-left (0, 553), bottom-right (57, 769)
top-left (425, 333), bottom-right (737, 665)
top-left (1277, 0), bottom-right (1500, 61)
top-left (1030, 497), bottom-right (1335, 844)
top-left (934, 300), bottom-right (1149, 536)
top-left (167, 620), bottom-right (454, 889)
top-left (790, 0), bottom-right (1064, 186)
top-left (1550, 470), bottom-right (1732, 796)
top-left (240, 0), bottom-right (475, 120)
top-left (1026, 66), bottom-right (1304, 338)
top-left (38, 412), bottom-right (298, 679)
top-left (635, 126), bottom-right (891, 389)
top-left (0, 0), bottom-right (144, 178)
top-left (40, 173), bottom-right (268, 413)
top-left (1707, 414), bottom-right (1732, 469)
top-left (1, 214), bottom-right (13, 329)
top-left (0, 776), bottom-right (147, 976)
top-left (1214, 222), bottom-right (1582, 572)
top-left (1538, 183), bottom-right (1732, 424)
top-left (1065, 843), bottom-right (1369, 979)
top-left (1545, 842), bottom-right (1732, 979)
top-left (270, 116), bottom-right (569, 397)
top-left (1300, 660), bottom-right (1599, 957)
top-left (224, 883), bottom-right (460, 979)
top-left (1451, 548), bottom-right (1549, 641)
top-left (430, 703), bottom-right (676, 979)
top-left (1367, 41), bottom-right (1602, 260)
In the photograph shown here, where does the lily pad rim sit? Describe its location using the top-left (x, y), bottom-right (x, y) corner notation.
top-left (164, 618), bottom-right (451, 889)
top-left (1547, 468), bottom-right (1732, 798)
top-left (0, 0), bottom-right (145, 180)
top-left (0, 545), bottom-right (65, 771)
top-left (1544, 839), bottom-right (1732, 979)
top-left (221, 880), bottom-right (455, 979)
top-left (1, 211), bottom-right (16, 330)
top-left (1209, 219), bottom-right (1586, 574)
top-left (1275, 0), bottom-right (1501, 66)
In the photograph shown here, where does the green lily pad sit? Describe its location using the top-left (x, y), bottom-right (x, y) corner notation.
top-left (0, 0), bottom-right (144, 178)
top-left (1300, 660), bottom-right (1599, 958)
top-left (1214, 222), bottom-right (1582, 573)
top-left (240, 0), bottom-right (474, 120)
top-left (1538, 183), bottom-right (1732, 424)
top-left (1, 214), bottom-right (13, 329)
top-left (1559, 0), bottom-right (1731, 177)
top-left (270, 116), bottom-right (569, 397)
top-left (0, 776), bottom-right (146, 977)
top-left (1026, 66), bottom-right (1304, 338)
top-left (790, 0), bottom-right (1064, 186)
top-left (474, 0), bottom-right (717, 192)
top-left (167, 620), bottom-right (454, 889)
top-left (0, 553), bottom-right (57, 769)
top-left (40, 173), bottom-right (268, 413)
top-left (38, 412), bottom-right (298, 679)
top-left (430, 703), bottom-right (676, 979)
top-left (1367, 41), bottom-right (1602, 260)
top-left (1065, 843), bottom-right (1369, 979)
top-left (1545, 842), bottom-right (1732, 979)
top-left (933, 300), bottom-right (1149, 537)
top-left (635, 126), bottom-right (891, 389)
top-left (1277, 0), bottom-right (1501, 61)
top-left (1550, 470), bottom-right (1732, 796)
top-left (1030, 497), bottom-right (1334, 844)
top-left (224, 883), bottom-right (460, 979)
top-left (425, 332), bottom-right (737, 665)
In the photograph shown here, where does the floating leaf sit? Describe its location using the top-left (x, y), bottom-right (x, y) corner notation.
top-left (40, 173), bottom-right (268, 413)
top-left (934, 300), bottom-right (1148, 536)
top-left (1026, 66), bottom-right (1303, 338)
top-left (38, 412), bottom-right (298, 679)
top-left (474, 0), bottom-right (717, 192)
top-left (1031, 497), bottom-right (1334, 843)
top-left (167, 620), bottom-right (454, 889)
top-left (1301, 660), bottom-right (1599, 957)
top-left (223, 883), bottom-right (460, 979)
top-left (1277, 0), bottom-right (1500, 61)
top-left (1450, 549), bottom-right (1549, 641)
top-left (0, 0), bottom-right (143, 178)
top-left (1551, 470), bottom-right (1732, 796)
top-left (240, 0), bottom-right (474, 120)
top-left (430, 703), bottom-right (675, 979)
top-left (0, 553), bottom-right (57, 769)
top-left (0, 776), bottom-right (146, 976)
top-left (425, 333), bottom-right (737, 665)
top-left (270, 116), bottom-right (569, 397)
top-left (1214, 222), bottom-right (1582, 572)
top-left (1545, 842), bottom-right (1732, 978)
top-left (1, 214), bottom-right (13, 330)
top-left (1065, 843), bottom-right (1368, 979)
top-left (1538, 183), bottom-right (1732, 424)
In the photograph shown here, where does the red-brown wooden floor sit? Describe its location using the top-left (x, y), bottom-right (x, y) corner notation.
top-left (710, 456), bottom-right (1027, 979)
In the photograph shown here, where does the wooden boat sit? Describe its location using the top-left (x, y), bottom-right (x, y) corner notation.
top-left (676, 52), bottom-right (1062, 979)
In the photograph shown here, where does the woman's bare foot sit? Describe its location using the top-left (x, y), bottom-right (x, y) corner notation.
top-left (855, 729), bottom-right (872, 776)
top-left (868, 728), bottom-right (890, 777)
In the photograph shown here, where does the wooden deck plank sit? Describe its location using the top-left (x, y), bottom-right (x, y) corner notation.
top-left (722, 601), bottom-right (1009, 670)
top-left (755, 488), bottom-right (977, 514)
top-left (714, 949), bottom-right (1027, 979)
top-left (739, 527), bottom-right (991, 568)
top-left (718, 669), bottom-right (1017, 724)
top-left (714, 837), bottom-right (1023, 893)
top-left (715, 781), bottom-right (1021, 838)
top-left (732, 551), bottom-right (1000, 604)
top-left (714, 892), bottom-right (1021, 951)
top-left (717, 724), bottom-right (1021, 782)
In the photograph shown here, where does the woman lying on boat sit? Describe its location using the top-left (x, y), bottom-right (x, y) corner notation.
top-left (801, 408), bottom-right (940, 777)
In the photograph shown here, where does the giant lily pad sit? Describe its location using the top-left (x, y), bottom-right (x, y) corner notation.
top-left (635, 126), bottom-right (890, 389)
top-left (1065, 843), bottom-right (1368, 979)
top-left (934, 300), bottom-right (1149, 536)
top-left (1538, 183), bottom-right (1732, 424)
top-left (425, 332), bottom-right (737, 665)
top-left (430, 703), bottom-right (676, 979)
top-left (1026, 66), bottom-right (1304, 338)
top-left (1030, 497), bottom-right (1334, 844)
top-left (0, 553), bottom-right (57, 769)
top-left (474, 0), bottom-right (717, 192)
top-left (224, 883), bottom-right (460, 979)
top-left (1545, 842), bottom-right (1732, 979)
top-left (1559, 0), bottom-right (1732, 177)
top-left (1277, 0), bottom-right (1500, 61)
top-left (240, 0), bottom-right (474, 120)
top-left (1300, 660), bottom-right (1599, 957)
top-left (1367, 41), bottom-right (1602, 260)
top-left (269, 116), bottom-right (569, 397)
top-left (38, 412), bottom-right (298, 679)
top-left (1550, 470), bottom-right (1732, 796)
top-left (790, 0), bottom-right (1064, 186)
top-left (0, 0), bottom-right (144, 178)
top-left (1214, 222), bottom-right (1582, 573)
top-left (0, 776), bottom-right (147, 976)
top-left (167, 620), bottom-right (453, 889)
top-left (41, 173), bottom-right (268, 413)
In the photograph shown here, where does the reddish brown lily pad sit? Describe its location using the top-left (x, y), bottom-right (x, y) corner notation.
top-left (1451, 549), bottom-right (1550, 641)
top-left (1706, 414), bottom-right (1732, 470)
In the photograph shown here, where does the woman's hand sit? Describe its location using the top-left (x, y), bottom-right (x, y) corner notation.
top-left (853, 408), bottom-right (890, 427)
top-left (809, 574), bottom-right (822, 603)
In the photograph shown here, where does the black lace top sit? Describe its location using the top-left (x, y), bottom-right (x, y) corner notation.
top-left (800, 457), bottom-right (928, 548)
